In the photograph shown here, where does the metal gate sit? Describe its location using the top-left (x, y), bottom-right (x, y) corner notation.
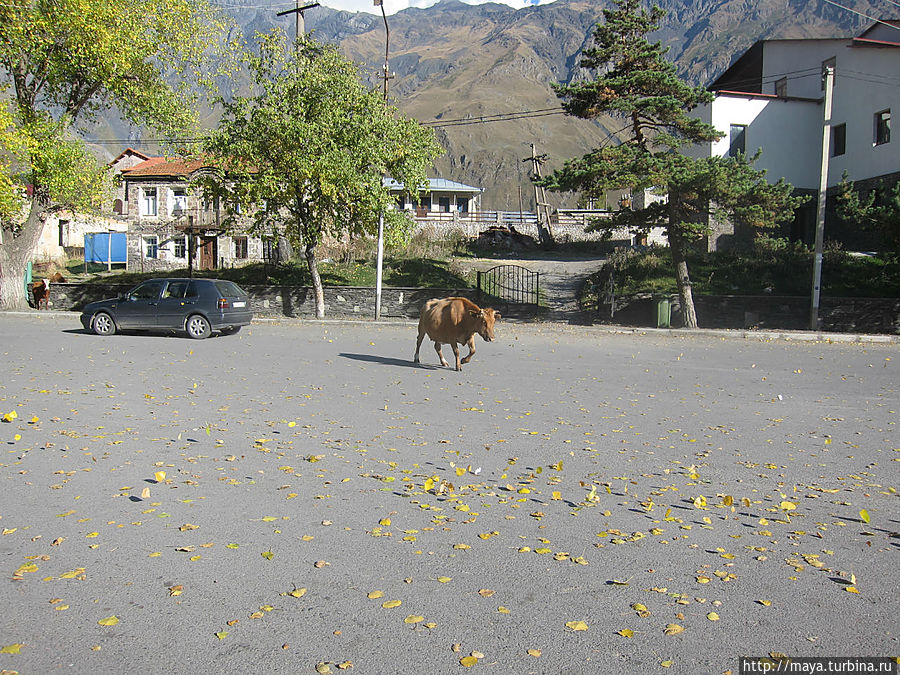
top-left (476, 265), bottom-right (540, 308)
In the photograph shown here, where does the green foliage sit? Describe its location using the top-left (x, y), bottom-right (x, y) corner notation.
top-left (82, 257), bottom-right (473, 289)
top-left (200, 32), bottom-right (441, 250)
top-left (580, 243), bottom-right (900, 310)
top-left (1, 0), bottom-right (238, 308)
top-left (543, 0), bottom-right (803, 327)
top-left (836, 173), bottom-right (900, 255)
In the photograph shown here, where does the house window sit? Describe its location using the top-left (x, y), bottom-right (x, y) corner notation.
top-left (144, 235), bottom-right (158, 259)
top-left (170, 188), bottom-right (188, 216)
top-left (58, 220), bottom-right (69, 246)
top-left (234, 236), bottom-right (248, 259)
top-left (457, 198), bottom-right (469, 214)
top-left (832, 123), bottom-right (846, 157)
top-left (173, 236), bottom-right (186, 259)
top-left (438, 196), bottom-right (451, 213)
top-left (728, 125), bottom-right (747, 157)
top-left (262, 238), bottom-right (276, 263)
top-left (140, 187), bottom-right (158, 216)
top-left (874, 109), bottom-right (891, 146)
top-left (775, 77), bottom-right (787, 98)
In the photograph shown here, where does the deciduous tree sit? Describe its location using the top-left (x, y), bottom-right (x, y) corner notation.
top-left (541, 0), bottom-right (802, 327)
top-left (199, 32), bottom-right (442, 318)
top-left (0, 0), bottom-right (236, 309)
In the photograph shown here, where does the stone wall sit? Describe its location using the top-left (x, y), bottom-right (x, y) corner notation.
top-left (47, 282), bottom-right (480, 320)
top-left (598, 294), bottom-right (900, 335)
top-left (44, 283), bottom-right (900, 334)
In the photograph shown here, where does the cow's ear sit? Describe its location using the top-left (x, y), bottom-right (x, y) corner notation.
top-left (469, 309), bottom-right (481, 319)
top-left (494, 312), bottom-right (501, 320)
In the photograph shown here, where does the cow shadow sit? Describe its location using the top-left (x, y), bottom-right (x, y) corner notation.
top-left (339, 353), bottom-right (440, 369)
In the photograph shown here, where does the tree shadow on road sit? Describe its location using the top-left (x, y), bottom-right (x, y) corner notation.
top-left (339, 353), bottom-right (440, 369)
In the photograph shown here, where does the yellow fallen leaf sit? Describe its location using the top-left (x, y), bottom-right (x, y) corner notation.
top-left (215, 631), bottom-right (228, 640)
top-left (706, 612), bottom-right (720, 621)
top-left (780, 501), bottom-right (797, 511)
top-left (845, 586), bottom-right (860, 594)
top-left (1, 643), bottom-right (24, 654)
top-left (565, 620), bottom-right (588, 631)
top-left (404, 615), bottom-right (424, 624)
top-left (661, 660), bottom-right (675, 668)
top-left (527, 648), bottom-right (542, 657)
top-left (664, 624), bottom-right (685, 635)
top-left (315, 663), bottom-right (331, 674)
top-left (288, 588), bottom-right (307, 598)
top-left (368, 590), bottom-right (384, 599)
top-left (498, 606), bottom-right (510, 614)
top-left (154, 471), bottom-right (166, 482)
top-left (859, 509), bottom-right (870, 524)
top-left (379, 518), bottom-right (391, 527)
top-left (437, 576), bottom-right (452, 583)
top-left (758, 600), bottom-right (772, 607)
top-left (382, 599), bottom-right (402, 609)
top-left (98, 616), bottom-right (119, 626)
top-left (460, 656), bottom-right (478, 667)
top-left (168, 585), bottom-right (183, 596)
top-left (261, 551), bottom-right (274, 560)
top-left (617, 629), bottom-right (634, 638)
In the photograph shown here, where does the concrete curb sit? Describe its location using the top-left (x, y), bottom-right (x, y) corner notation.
top-left (5, 309), bottom-right (899, 344)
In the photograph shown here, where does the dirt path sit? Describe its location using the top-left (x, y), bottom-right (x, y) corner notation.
top-left (457, 256), bottom-right (607, 321)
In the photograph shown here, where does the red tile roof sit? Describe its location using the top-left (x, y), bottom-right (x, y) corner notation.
top-left (121, 156), bottom-right (216, 177)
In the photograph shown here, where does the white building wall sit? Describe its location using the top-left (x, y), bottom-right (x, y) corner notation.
top-left (696, 41), bottom-right (897, 190)
top-left (827, 48), bottom-right (898, 185)
top-left (704, 95), bottom-right (823, 189)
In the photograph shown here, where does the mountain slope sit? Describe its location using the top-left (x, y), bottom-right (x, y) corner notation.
top-left (88, 0), bottom-right (884, 210)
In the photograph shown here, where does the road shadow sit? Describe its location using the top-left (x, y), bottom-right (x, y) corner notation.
top-left (339, 353), bottom-right (440, 370)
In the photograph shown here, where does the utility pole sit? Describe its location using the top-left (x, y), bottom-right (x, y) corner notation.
top-left (527, 144), bottom-right (554, 247)
top-left (810, 64), bottom-right (834, 331)
top-left (374, 0), bottom-right (391, 320)
top-left (276, 2), bottom-right (320, 44)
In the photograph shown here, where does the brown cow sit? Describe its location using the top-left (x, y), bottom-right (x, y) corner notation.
top-left (414, 297), bottom-right (500, 371)
top-left (31, 271), bottom-right (66, 309)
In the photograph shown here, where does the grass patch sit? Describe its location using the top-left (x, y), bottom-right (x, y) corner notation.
top-left (581, 241), bottom-right (900, 311)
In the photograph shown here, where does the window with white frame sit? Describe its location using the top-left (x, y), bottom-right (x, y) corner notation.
top-left (173, 236), bottom-right (186, 259)
top-left (140, 187), bottom-right (158, 216)
top-left (144, 235), bottom-right (158, 259)
top-left (875, 109), bottom-right (891, 146)
top-left (170, 188), bottom-right (188, 216)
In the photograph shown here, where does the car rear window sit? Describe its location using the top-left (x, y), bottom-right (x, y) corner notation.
top-left (214, 280), bottom-right (247, 297)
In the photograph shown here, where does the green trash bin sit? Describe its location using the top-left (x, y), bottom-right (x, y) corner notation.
top-left (653, 295), bottom-right (671, 328)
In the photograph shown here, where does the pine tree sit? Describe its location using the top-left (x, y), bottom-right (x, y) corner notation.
top-left (542, 0), bottom-right (803, 327)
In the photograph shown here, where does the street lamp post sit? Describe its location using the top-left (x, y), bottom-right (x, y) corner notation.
top-left (374, 0), bottom-right (390, 320)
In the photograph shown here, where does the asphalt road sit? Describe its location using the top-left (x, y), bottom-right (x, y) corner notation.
top-left (1, 313), bottom-right (897, 674)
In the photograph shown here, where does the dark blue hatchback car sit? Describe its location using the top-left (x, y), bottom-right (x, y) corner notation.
top-left (80, 278), bottom-right (253, 339)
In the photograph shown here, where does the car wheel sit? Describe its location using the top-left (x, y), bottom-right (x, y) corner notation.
top-left (186, 314), bottom-right (211, 339)
top-left (92, 312), bottom-right (116, 336)
top-left (220, 326), bottom-right (241, 336)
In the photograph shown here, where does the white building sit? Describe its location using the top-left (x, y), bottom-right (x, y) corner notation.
top-left (691, 21), bottom-right (899, 248)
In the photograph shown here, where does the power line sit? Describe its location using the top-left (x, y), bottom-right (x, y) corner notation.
top-left (820, 0), bottom-right (900, 32)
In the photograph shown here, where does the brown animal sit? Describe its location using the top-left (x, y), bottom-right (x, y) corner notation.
top-left (414, 297), bottom-right (500, 371)
top-left (31, 271), bottom-right (66, 309)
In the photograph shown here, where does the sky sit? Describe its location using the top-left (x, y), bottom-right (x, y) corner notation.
top-left (294, 0), bottom-right (557, 16)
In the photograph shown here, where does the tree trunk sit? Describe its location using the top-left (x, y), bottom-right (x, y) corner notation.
top-left (0, 197), bottom-right (49, 311)
top-left (668, 231), bottom-right (698, 329)
top-left (305, 241), bottom-right (325, 319)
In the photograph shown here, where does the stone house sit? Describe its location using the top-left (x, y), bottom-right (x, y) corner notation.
top-left (119, 155), bottom-right (272, 272)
